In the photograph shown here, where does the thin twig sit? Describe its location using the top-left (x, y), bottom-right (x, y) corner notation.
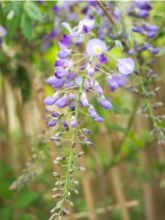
top-left (96, 1), bottom-right (114, 25)
top-left (64, 200), bottom-right (139, 219)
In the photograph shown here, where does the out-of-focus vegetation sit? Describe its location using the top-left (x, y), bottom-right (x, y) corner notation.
top-left (0, 1), bottom-right (165, 220)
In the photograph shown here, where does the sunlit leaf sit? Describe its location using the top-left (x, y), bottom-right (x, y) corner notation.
top-left (25, 2), bottom-right (43, 22)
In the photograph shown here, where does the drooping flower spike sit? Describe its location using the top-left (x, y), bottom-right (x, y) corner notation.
top-left (44, 9), bottom-right (136, 220)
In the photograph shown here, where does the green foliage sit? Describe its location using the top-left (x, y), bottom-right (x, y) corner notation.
top-left (6, 2), bottom-right (23, 42)
top-left (0, 207), bottom-right (12, 220)
top-left (16, 190), bottom-right (39, 209)
top-left (1, 1), bottom-right (43, 42)
top-left (12, 65), bottom-right (32, 102)
top-left (18, 214), bottom-right (33, 220)
top-left (0, 182), bottom-right (12, 199)
top-left (20, 14), bottom-right (33, 41)
top-left (24, 2), bottom-right (43, 22)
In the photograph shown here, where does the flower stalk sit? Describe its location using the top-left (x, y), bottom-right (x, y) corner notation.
top-left (51, 75), bottom-right (85, 220)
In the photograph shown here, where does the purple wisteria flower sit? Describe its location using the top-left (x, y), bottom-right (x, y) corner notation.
top-left (116, 58), bottom-right (135, 75)
top-left (44, 95), bottom-right (57, 105)
top-left (60, 35), bottom-right (72, 47)
top-left (42, 3), bottom-right (163, 220)
top-left (52, 112), bottom-right (59, 117)
top-left (0, 25), bottom-right (7, 38)
top-left (88, 105), bottom-right (103, 122)
top-left (108, 75), bottom-right (128, 92)
top-left (86, 38), bottom-right (108, 64)
top-left (134, 1), bottom-right (152, 11)
top-left (98, 54), bottom-right (108, 64)
top-left (132, 24), bottom-right (158, 38)
top-left (98, 96), bottom-right (112, 110)
top-left (48, 119), bottom-right (58, 127)
top-left (133, 43), bottom-right (160, 55)
top-left (52, 4), bottom-right (59, 13)
top-left (129, 1), bottom-right (160, 56)
top-left (62, 17), bottom-right (94, 39)
top-left (129, 1), bottom-right (152, 18)
top-left (58, 43), bottom-right (72, 59)
top-left (81, 92), bottom-right (89, 107)
top-left (107, 58), bottom-right (134, 92)
top-left (78, 18), bottom-right (94, 34)
top-left (86, 38), bottom-right (107, 56)
top-left (71, 116), bottom-right (77, 128)
top-left (44, 17), bottom-right (135, 144)
top-left (86, 63), bottom-right (95, 76)
top-left (55, 95), bottom-right (69, 108)
top-left (0, 25), bottom-right (7, 44)
top-left (55, 67), bottom-right (68, 78)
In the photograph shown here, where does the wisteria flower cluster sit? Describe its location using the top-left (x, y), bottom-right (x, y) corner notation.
top-left (0, 0), bottom-right (165, 220)
top-left (39, 0), bottom-right (165, 219)
top-left (44, 22), bottom-right (135, 140)
top-left (128, 1), bottom-right (165, 144)
top-left (45, 22), bottom-right (135, 120)
top-left (2, 1), bottom-right (163, 219)
top-left (44, 5), bottom-right (135, 219)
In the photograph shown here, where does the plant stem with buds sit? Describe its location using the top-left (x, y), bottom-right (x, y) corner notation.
top-left (54, 76), bottom-right (85, 220)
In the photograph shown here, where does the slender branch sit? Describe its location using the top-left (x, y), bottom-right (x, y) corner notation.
top-left (119, 95), bottom-right (140, 147)
top-left (96, 1), bottom-right (114, 25)
top-left (69, 200), bottom-right (139, 219)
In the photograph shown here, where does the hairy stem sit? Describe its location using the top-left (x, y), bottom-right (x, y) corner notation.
top-left (139, 76), bottom-right (156, 125)
top-left (96, 1), bottom-right (114, 25)
top-left (54, 76), bottom-right (85, 220)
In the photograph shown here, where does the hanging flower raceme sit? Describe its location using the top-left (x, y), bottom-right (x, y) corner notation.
top-left (44, 15), bottom-right (135, 220)
top-left (127, 1), bottom-right (164, 145)
top-left (129, 1), bottom-right (152, 18)
top-left (132, 24), bottom-right (158, 38)
top-left (128, 0), bottom-right (159, 58)
top-left (129, 1), bottom-right (158, 40)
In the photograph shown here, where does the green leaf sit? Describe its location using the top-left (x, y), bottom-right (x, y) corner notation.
top-left (0, 207), bottom-right (12, 220)
top-left (7, 16), bottom-right (20, 40)
top-left (115, 40), bottom-right (123, 50)
top-left (105, 123), bottom-right (127, 134)
top-left (0, 182), bottom-right (12, 199)
top-left (6, 14), bottom-right (20, 41)
top-left (16, 191), bottom-right (39, 209)
top-left (19, 214), bottom-right (33, 220)
top-left (6, 3), bottom-right (23, 41)
top-left (25, 2), bottom-right (43, 21)
top-left (21, 14), bottom-right (33, 41)
top-left (126, 27), bottom-right (134, 45)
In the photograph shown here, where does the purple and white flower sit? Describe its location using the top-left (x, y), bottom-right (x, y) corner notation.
top-left (78, 18), bottom-right (94, 34)
top-left (108, 74), bottom-right (128, 91)
top-left (86, 38), bottom-right (107, 56)
top-left (71, 116), bottom-right (77, 128)
top-left (55, 95), bottom-right (69, 108)
top-left (48, 119), bottom-right (58, 127)
top-left (116, 58), bottom-right (135, 75)
top-left (98, 96), bottom-right (112, 110)
top-left (0, 25), bottom-right (7, 38)
top-left (81, 92), bottom-right (89, 107)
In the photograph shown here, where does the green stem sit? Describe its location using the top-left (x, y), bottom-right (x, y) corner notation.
top-left (139, 75), bottom-right (158, 128)
top-left (96, 1), bottom-right (114, 25)
top-left (72, 76), bottom-right (85, 146)
top-left (54, 76), bottom-right (85, 220)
